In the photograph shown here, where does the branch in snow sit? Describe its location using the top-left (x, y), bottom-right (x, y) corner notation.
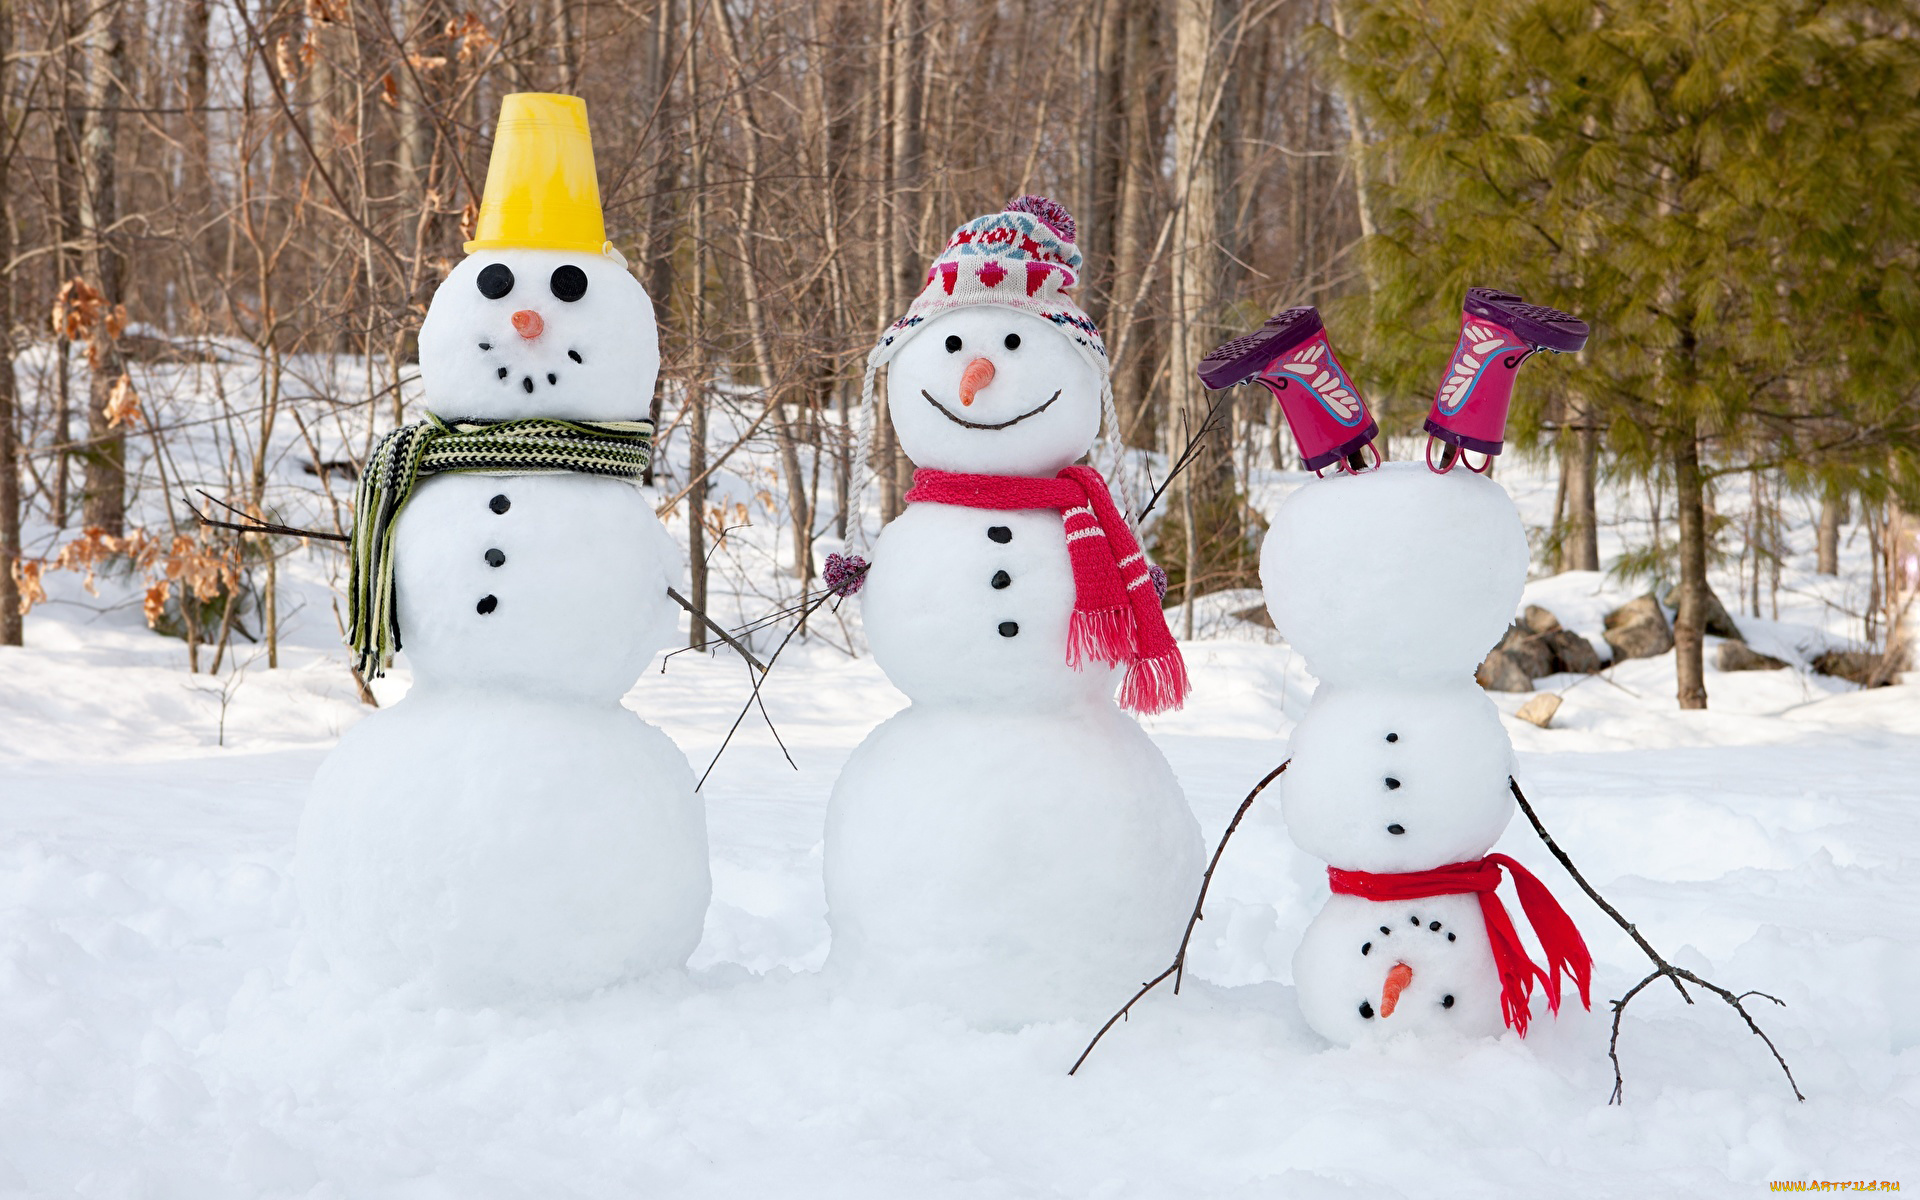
top-left (1070, 759), bottom-right (1290, 1076)
top-left (1507, 777), bottom-right (1804, 1104)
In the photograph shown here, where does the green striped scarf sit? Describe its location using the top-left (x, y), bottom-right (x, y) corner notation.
top-left (346, 413), bottom-right (654, 678)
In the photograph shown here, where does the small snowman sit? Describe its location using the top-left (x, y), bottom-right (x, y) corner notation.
top-left (297, 94), bottom-right (709, 1002)
top-left (824, 197), bottom-right (1204, 1025)
top-left (1205, 300), bottom-right (1590, 1044)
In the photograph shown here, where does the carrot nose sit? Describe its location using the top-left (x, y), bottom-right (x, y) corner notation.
top-left (1380, 962), bottom-right (1414, 1018)
top-left (511, 309), bottom-right (545, 339)
top-left (959, 356), bottom-right (996, 407)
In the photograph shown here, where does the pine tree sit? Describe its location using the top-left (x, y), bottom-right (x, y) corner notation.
top-left (1334, 0), bottom-right (1920, 708)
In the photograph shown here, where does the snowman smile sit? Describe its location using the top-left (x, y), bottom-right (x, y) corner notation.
top-left (482, 339), bottom-right (585, 395)
top-left (920, 389), bottom-right (1062, 431)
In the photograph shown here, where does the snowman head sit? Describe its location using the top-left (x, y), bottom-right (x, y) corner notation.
top-left (886, 307), bottom-right (1101, 476)
top-left (864, 196), bottom-right (1116, 482)
top-left (418, 248), bottom-right (658, 422)
top-left (418, 93), bottom-right (656, 422)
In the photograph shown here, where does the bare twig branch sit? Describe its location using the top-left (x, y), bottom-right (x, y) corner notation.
top-left (1134, 391), bottom-right (1231, 525)
top-left (183, 490), bottom-right (349, 541)
top-left (1070, 759), bottom-right (1290, 1076)
top-left (668, 587), bottom-right (767, 673)
top-left (1509, 778), bottom-right (1803, 1103)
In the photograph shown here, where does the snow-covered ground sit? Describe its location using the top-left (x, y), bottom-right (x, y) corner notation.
top-left (1, 351), bottom-right (1915, 1195)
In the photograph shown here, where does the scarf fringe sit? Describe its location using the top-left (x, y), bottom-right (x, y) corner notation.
top-left (1118, 648), bottom-right (1190, 716)
top-left (1067, 607), bottom-right (1136, 668)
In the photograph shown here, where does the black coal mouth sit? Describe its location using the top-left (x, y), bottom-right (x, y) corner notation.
top-left (921, 389), bottom-right (1062, 431)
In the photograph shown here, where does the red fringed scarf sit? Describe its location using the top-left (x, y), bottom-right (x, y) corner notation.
top-left (903, 466), bottom-right (1189, 714)
top-left (1327, 855), bottom-right (1592, 1037)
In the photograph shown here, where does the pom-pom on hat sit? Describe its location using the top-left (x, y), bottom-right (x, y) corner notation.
top-left (857, 197), bottom-right (1120, 495)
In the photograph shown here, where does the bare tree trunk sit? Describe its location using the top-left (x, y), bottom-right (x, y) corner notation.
top-left (642, 0), bottom-right (678, 486)
top-left (1110, 0), bottom-right (1158, 447)
top-left (79, 0), bottom-right (128, 535)
top-left (819, 0), bottom-right (858, 540)
top-left (1816, 491), bottom-right (1845, 576)
top-left (50, 0), bottom-right (86, 528)
top-left (1327, 0), bottom-right (1374, 298)
top-left (875, 0), bottom-right (924, 522)
top-left (1083, 0), bottom-right (1123, 332)
top-left (1672, 434), bottom-right (1709, 710)
top-left (1870, 505), bottom-right (1914, 686)
top-left (713, 3), bottom-right (813, 585)
top-left (1560, 392), bottom-right (1599, 571)
top-left (1168, 0), bottom-right (1239, 634)
top-left (684, 0), bottom-right (709, 649)
top-left (0, 0), bottom-right (20, 644)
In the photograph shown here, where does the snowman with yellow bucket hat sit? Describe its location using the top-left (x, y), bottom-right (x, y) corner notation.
top-left (296, 94), bottom-right (711, 1002)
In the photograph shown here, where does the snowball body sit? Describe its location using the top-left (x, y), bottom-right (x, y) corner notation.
top-left (1279, 682), bottom-right (1515, 874)
top-left (861, 504), bottom-right (1116, 707)
top-left (299, 693), bottom-right (709, 1002)
top-left (825, 703), bottom-right (1198, 1026)
top-left (390, 473), bottom-right (679, 702)
top-left (1261, 462), bottom-right (1527, 684)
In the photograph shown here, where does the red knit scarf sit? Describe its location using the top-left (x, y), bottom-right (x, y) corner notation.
top-left (903, 466), bottom-right (1189, 714)
top-left (1327, 855), bottom-right (1592, 1037)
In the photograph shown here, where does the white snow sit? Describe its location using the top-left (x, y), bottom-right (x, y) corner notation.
top-left (0, 372), bottom-right (1916, 1192)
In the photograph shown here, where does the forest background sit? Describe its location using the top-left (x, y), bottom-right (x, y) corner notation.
top-left (0, 0), bottom-right (1915, 710)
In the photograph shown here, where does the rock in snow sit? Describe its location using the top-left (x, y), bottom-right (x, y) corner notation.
top-left (1603, 593), bottom-right (1674, 661)
top-left (1495, 622), bottom-right (1557, 681)
top-left (1544, 627), bottom-right (1607, 674)
top-left (1514, 692), bottom-right (1564, 728)
top-left (1717, 640), bottom-right (1789, 672)
top-left (1662, 583), bottom-right (1744, 641)
top-left (1477, 648), bottom-right (1536, 692)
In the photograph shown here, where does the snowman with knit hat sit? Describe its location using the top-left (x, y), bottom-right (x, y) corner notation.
top-left (296, 94), bottom-right (709, 1002)
top-left (824, 196), bottom-right (1204, 1025)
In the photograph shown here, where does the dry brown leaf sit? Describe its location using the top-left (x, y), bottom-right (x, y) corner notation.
top-left (275, 34), bottom-right (302, 82)
top-left (104, 374), bottom-right (143, 429)
top-left (12, 560), bottom-right (45, 616)
top-left (143, 580), bottom-right (170, 628)
top-left (447, 13), bottom-right (494, 63)
top-left (50, 278), bottom-right (104, 341)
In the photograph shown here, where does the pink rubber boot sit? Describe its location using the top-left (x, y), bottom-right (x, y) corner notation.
top-left (1199, 307), bottom-right (1380, 475)
top-left (1426, 288), bottom-right (1589, 474)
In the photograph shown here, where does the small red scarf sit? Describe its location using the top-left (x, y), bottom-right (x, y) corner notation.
top-left (1327, 855), bottom-right (1592, 1037)
top-left (903, 466), bottom-right (1189, 714)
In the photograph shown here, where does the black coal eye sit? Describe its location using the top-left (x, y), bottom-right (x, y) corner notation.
top-left (944, 335), bottom-right (962, 353)
top-left (1004, 333), bottom-right (1021, 350)
top-left (476, 263), bottom-right (514, 300)
top-left (550, 265), bottom-right (588, 303)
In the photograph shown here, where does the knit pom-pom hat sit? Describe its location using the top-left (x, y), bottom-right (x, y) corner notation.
top-left (856, 196), bottom-right (1123, 512)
